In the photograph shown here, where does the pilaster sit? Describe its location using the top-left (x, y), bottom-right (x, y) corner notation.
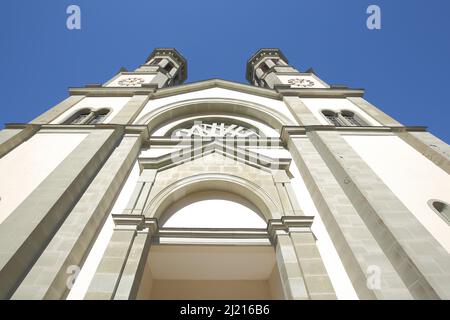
top-left (284, 130), bottom-right (412, 299)
top-left (84, 217), bottom-right (157, 300)
top-left (268, 216), bottom-right (335, 299)
top-left (309, 130), bottom-right (450, 299)
top-left (12, 132), bottom-right (142, 299)
top-left (0, 128), bottom-right (122, 299)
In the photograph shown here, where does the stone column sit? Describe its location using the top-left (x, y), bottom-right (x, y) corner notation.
top-left (12, 132), bottom-right (143, 299)
top-left (284, 129), bottom-right (412, 299)
top-left (268, 217), bottom-right (336, 300)
top-left (114, 220), bottom-right (156, 300)
top-left (309, 130), bottom-right (450, 299)
top-left (31, 95), bottom-right (85, 124)
top-left (0, 128), bottom-right (122, 299)
top-left (269, 221), bottom-right (309, 300)
top-left (84, 217), bottom-right (155, 300)
top-left (273, 170), bottom-right (304, 216)
top-left (123, 169), bottom-right (157, 215)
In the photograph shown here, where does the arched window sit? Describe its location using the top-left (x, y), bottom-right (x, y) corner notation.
top-left (428, 200), bottom-right (450, 225)
top-left (340, 110), bottom-right (366, 126)
top-left (322, 110), bottom-right (344, 126)
top-left (64, 108), bottom-right (92, 124)
top-left (64, 108), bottom-right (110, 125)
top-left (87, 108), bottom-right (110, 124)
top-left (322, 110), bottom-right (367, 127)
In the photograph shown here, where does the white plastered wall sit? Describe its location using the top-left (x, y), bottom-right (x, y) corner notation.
top-left (344, 134), bottom-right (450, 253)
top-left (51, 97), bottom-right (131, 124)
top-left (0, 132), bottom-right (88, 224)
top-left (300, 98), bottom-right (382, 126)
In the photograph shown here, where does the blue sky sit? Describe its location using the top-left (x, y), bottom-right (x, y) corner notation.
top-left (0, 0), bottom-right (449, 142)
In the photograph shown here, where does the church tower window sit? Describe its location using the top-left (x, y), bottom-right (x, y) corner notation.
top-left (322, 110), bottom-right (344, 126)
top-left (340, 110), bottom-right (366, 126)
top-left (87, 109), bottom-right (110, 124)
top-left (429, 200), bottom-right (450, 225)
top-left (64, 108), bottom-right (92, 124)
top-left (64, 108), bottom-right (110, 125)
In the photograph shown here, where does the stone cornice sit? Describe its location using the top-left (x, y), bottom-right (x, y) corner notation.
top-left (138, 139), bottom-right (292, 172)
top-left (267, 216), bottom-right (315, 243)
top-left (280, 125), bottom-right (428, 142)
top-left (274, 87), bottom-right (365, 98)
top-left (68, 78), bottom-right (365, 100)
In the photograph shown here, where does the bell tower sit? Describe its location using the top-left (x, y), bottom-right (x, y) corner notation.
top-left (246, 48), bottom-right (328, 89)
top-left (104, 48), bottom-right (187, 89)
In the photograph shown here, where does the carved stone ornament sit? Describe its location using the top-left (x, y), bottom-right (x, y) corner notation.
top-left (173, 123), bottom-right (260, 138)
top-left (287, 78), bottom-right (315, 88)
top-left (117, 77), bottom-right (145, 87)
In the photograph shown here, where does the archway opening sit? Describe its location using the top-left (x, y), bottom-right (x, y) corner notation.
top-left (136, 191), bottom-right (284, 300)
top-left (162, 191), bottom-right (267, 229)
top-left (136, 245), bottom-right (284, 300)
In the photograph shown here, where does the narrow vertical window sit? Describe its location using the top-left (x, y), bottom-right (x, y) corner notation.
top-left (88, 109), bottom-right (110, 124)
top-left (259, 62), bottom-right (269, 73)
top-left (322, 110), bottom-right (344, 126)
top-left (150, 58), bottom-right (162, 66)
top-left (428, 200), bottom-right (450, 225)
top-left (163, 62), bottom-right (174, 73)
top-left (340, 110), bottom-right (366, 126)
top-left (65, 108), bottom-right (92, 124)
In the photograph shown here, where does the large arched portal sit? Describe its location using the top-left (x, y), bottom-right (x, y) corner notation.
top-left (83, 98), bottom-right (336, 301)
top-left (136, 189), bottom-right (284, 300)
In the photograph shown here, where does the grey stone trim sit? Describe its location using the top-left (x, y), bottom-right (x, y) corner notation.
top-left (276, 88), bottom-right (364, 98)
top-left (396, 130), bottom-right (450, 174)
top-left (123, 182), bottom-right (145, 215)
top-left (31, 95), bottom-right (85, 124)
top-left (273, 170), bottom-right (304, 216)
top-left (286, 135), bottom-right (412, 299)
top-left (268, 217), bottom-right (326, 300)
top-left (283, 96), bottom-right (322, 126)
top-left (12, 134), bottom-right (142, 299)
top-left (0, 128), bottom-right (122, 299)
top-left (274, 234), bottom-right (309, 299)
top-left (310, 130), bottom-right (450, 299)
top-left (290, 232), bottom-right (336, 299)
top-left (113, 231), bottom-right (151, 300)
top-left (110, 94), bottom-right (150, 125)
top-left (131, 170), bottom-right (157, 215)
top-left (0, 125), bottom-right (39, 158)
top-left (284, 183), bottom-right (304, 216)
top-left (69, 79), bottom-right (365, 100)
top-left (347, 97), bottom-right (402, 127)
top-left (84, 229), bottom-right (137, 300)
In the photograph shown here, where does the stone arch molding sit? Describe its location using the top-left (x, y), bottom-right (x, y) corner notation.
top-left (135, 98), bottom-right (296, 134)
top-left (143, 173), bottom-right (283, 225)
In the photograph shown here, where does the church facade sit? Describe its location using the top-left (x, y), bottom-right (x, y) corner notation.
top-left (0, 48), bottom-right (449, 300)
